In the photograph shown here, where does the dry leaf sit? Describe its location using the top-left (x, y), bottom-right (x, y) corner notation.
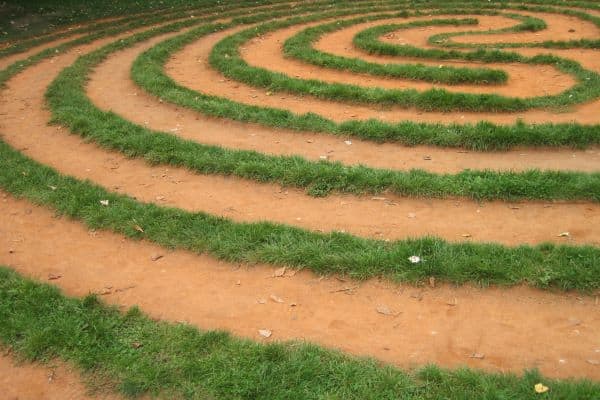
top-left (270, 294), bottom-right (284, 303)
top-left (371, 196), bottom-right (387, 201)
top-left (446, 298), bottom-right (458, 306)
top-left (290, 302), bottom-right (298, 307)
top-left (99, 200), bottom-right (109, 206)
top-left (470, 353), bottom-right (485, 359)
top-left (258, 329), bottom-right (272, 338)
top-left (235, 280), bottom-right (241, 286)
top-left (131, 342), bottom-right (143, 349)
top-left (461, 233), bottom-right (472, 238)
top-left (48, 273), bottom-right (62, 281)
top-left (376, 305), bottom-right (395, 316)
top-left (344, 140), bottom-right (352, 145)
top-left (150, 254), bottom-right (163, 261)
top-left (558, 232), bottom-right (570, 237)
top-left (273, 267), bottom-right (286, 277)
top-left (257, 298), bottom-right (266, 304)
top-left (134, 225), bottom-right (144, 233)
top-left (534, 383), bottom-right (549, 394)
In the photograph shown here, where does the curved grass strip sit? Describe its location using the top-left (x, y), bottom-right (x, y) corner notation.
top-left (282, 8), bottom-right (552, 85)
top-left (2, 268), bottom-right (599, 399)
top-left (1, 139), bottom-right (600, 291)
top-left (355, 4), bottom-right (600, 56)
top-left (211, 9), bottom-right (600, 112)
top-left (429, 5), bottom-right (600, 49)
top-left (133, 13), bottom-right (600, 150)
top-left (44, 21), bottom-right (600, 204)
top-left (283, 16), bottom-right (510, 85)
top-left (0, 0), bottom-right (360, 88)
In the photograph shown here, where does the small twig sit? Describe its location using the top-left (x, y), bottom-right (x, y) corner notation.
top-left (115, 285), bottom-right (136, 293)
top-left (330, 285), bottom-right (359, 293)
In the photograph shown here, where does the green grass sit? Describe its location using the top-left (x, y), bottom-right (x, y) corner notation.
top-left (0, 0), bottom-right (295, 42)
top-left (131, 5), bottom-right (600, 149)
top-left (43, 17), bottom-right (600, 203)
top-left (27, 3), bottom-right (598, 206)
top-left (2, 139), bottom-right (600, 291)
top-left (210, 7), bottom-right (600, 112)
top-left (283, 15), bottom-right (510, 85)
top-left (2, 266), bottom-right (598, 399)
top-left (428, 5), bottom-right (600, 49)
top-left (1, 1), bottom-right (600, 397)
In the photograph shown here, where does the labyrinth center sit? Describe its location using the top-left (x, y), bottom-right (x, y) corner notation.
top-left (1, 0), bottom-right (600, 394)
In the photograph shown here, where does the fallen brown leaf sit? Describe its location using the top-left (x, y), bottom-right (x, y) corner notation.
top-left (270, 294), bottom-right (284, 303)
top-left (273, 267), bottom-right (286, 277)
top-left (376, 305), bottom-right (394, 316)
top-left (258, 329), bottom-right (272, 338)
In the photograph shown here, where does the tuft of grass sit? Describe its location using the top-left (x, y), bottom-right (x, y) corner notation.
top-left (1, 266), bottom-right (598, 399)
top-left (1, 140), bottom-right (600, 291)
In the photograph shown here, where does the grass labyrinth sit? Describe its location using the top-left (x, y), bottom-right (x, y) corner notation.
top-left (0, 0), bottom-right (599, 398)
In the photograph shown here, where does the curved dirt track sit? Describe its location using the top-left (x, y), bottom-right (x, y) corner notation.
top-left (166, 11), bottom-right (600, 125)
top-left (242, 14), bottom-right (574, 97)
top-left (1, 35), bottom-right (599, 245)
top-left (0, 354), bottom-right (123, 400)
top-left (1, 194), bottom-right (599, 380)
top-left (1, 0), bottom-right (600, 391)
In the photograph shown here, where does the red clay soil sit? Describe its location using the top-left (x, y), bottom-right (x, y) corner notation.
top-left (450, 11), bottom-right (600, 45)
top-left (1, 38), bottom-right (599, 245)
top-left (87, 28), bottom-right (600, 174)
top-left (0, 354), bottom-right (123, 400)
top-left (165, 13), bottom-right (600, 125)
top-left (1, 5), bottom-right (600, 388)
top-left (1, 193), bottom-right (599, 380)
top-left (243, 14), bottom-right (572, 97)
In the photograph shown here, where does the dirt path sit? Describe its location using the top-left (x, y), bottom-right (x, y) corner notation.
top-left (242, 14), bottom-right (572, 97)
top-left (166, 13), bottom-right (600, 125)
top-left (0, 354), bottom-right (122, 400)
top-left (1, 193), bottom-right (599, 380)
top-left (0, 33), bottom-right (88, 71)
top-left (89, 32), bottom-right (600, 174)
top-left (1, 36), bottom-right (599, 245)
top-left (1, 3), bottom-right (600, 387)
top-left (451, 11), bottom-right (600, 45)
